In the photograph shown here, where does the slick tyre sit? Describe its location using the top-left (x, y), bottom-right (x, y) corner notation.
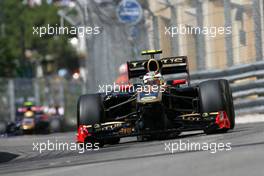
top-left (77, 94), bottom-right (103, 126)
top-left (107, 138), bottom-right (120, 145)
top-left (199, 79), bottom-right (235, 134)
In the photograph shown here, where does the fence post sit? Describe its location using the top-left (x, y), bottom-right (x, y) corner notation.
top-left (253, 0), bottom-right (263, 61)
top-left (196, 0), bottom-right (206, 70)
top-left (153, 15), bottom-right (160, 50)
top-left (81, 80), bottom-right (86, 94)
top-left (8, 79), bottom-right (15, 122)
top-left (224, 0), bottom-right (233, 66)
top-left (33, 78), bottom-right (40, 106)
top-left (59, 80), bottom-right (65, 109)
top-left (170, 5), bottom-right (179, 56)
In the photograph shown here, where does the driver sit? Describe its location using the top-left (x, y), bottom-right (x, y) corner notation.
top-left (143, 71), bottom-right (165, 85)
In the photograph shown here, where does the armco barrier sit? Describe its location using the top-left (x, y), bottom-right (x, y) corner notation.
top-left (189, 61), bottom-right (264, 115)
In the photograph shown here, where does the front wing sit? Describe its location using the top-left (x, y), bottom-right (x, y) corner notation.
top-left (76, 111), bottom-right (231, 143)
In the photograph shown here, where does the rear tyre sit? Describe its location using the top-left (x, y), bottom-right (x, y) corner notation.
top-left (199, 79), bottom-right (235, 134)
top-left (0, 121), bottom-right (6, 134)
top-left (107, 138), bottom-right (120, 145)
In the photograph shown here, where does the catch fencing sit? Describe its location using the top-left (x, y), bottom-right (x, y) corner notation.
top-left (0, 77), bottom-right (85, 129)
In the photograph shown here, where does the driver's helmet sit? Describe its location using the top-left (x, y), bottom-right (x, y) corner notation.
top-left (143, 71), bottom-right (164, 85)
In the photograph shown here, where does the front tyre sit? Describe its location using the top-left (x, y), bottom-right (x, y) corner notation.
top-left (199, 79), bottom-right (235, 134)
top-left (77, 94), bottom-right (103, 127)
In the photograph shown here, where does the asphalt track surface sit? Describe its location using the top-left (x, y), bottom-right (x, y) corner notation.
top-left (0, 122), bottom-right (263, 176)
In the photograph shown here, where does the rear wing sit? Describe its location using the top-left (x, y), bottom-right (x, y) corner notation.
top-left (127, 56), bottom-right (190, 84)
top-left (160, 56), bottom-right (189, 75)
top-left (127, 56), bottom-right (189, 77)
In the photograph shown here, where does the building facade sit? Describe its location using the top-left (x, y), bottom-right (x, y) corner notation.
top-left (146, 0), bottom-right (264, 72)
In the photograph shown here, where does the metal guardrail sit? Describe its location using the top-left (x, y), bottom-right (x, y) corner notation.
top-left (189, 61), bottom-right (264, 115)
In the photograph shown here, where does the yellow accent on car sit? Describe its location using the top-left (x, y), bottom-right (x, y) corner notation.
top-left (141, 50), bottom-right (162, 55)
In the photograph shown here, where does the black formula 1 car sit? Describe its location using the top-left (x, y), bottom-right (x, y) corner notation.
top-left (76, 50), bottom-right (235, 147)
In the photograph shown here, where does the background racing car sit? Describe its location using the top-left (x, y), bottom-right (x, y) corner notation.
top-left (77, 50), bottom-right (235, 147)
top-left (5, 101), bottom-right (62, 135)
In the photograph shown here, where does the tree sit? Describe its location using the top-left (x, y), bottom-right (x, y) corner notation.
top-left (0, 0), bottom-right (79, 77)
